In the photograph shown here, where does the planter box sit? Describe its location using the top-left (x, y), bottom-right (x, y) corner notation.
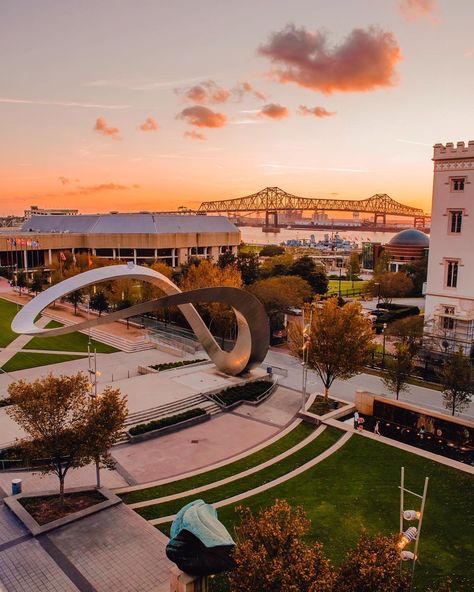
top-left (126, 412), bottom-right (210, 443)
top-left (211, 379), bottom-right (277, 411)
top-left (4, 486), bottom-right (121, 536)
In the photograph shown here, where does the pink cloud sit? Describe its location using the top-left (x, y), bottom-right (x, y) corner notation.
top-left (139, 116), bottom-right (159, 132)
top-left (177, 80), bottom-right (231, 105)
top-left (259, 103), bottom-right (290, 120)
top-left (258, 24), bottom-right (401, 94)
top-left (184, 130), bottom-right (205, 141)
top-left (177, 105), bottom-right (227, 128)
top-left (298, 105), bottom-right (336, 118)
top-left (397, 0), bottom-right (438, 21)
top-left (94, 116), bottom-right (121, 139)
top-left (234, 81), bottom-right (267, 101)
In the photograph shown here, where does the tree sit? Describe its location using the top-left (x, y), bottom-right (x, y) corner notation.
top-left (347, 252), bottom-right (361, 281)
top-left (334, 533), bottom-right (409, 592)
top-left (404, 256), bottom-right (428, 296)
top-left (30, 269), bottom-right (46, 295)
top-left (289, 298), bottom-right (375, 399)
top-left (236, 251), bottom-right (259, 285)
top-left (227, 500), bottom-right (335, 592)
top-left (217, 250), bottom-right (237, 269)
top-left (382, 342), bottom-right (413, 400)
top-left (259, 244), bottom-right (285, 257)
top-left (290, 256), bottom-right (329, 294)
top-left (374, 250), bottom-right (391, 275)
top-left (249, 275), bottom-right (312, 333)
top-left (439, 348), bottom-right (474, 416)
top-left (66, 289), bottom-right (85, 315)
top-left (89, 291), bottom-right (109, 317)
top-left (367, 272), bottom-right (414, 305)
top-left (259, 253), bottom-right (294, 278)
top-left (16, 270), bottom-right (28, 296)
top-left (7, 372), bottom-right (127, 503)
top-left (181, 259), bottom-right (242, 345)
top-left (387, 316), bottom-right (424, 356)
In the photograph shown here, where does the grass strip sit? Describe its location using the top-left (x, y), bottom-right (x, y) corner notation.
top-left (120, 422), bottom-right (315, 504)
top-left (2, 352), bottom-right (86, 372)
top-left (0, 298), bottom-right (21, 347)
top-left (135, 427), bottom-right (342, 521)
top-left (24, 320), bottom-right (118, 353)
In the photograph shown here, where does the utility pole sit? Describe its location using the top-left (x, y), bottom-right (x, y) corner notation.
top-left (88, 344), bottom-right (101, 489)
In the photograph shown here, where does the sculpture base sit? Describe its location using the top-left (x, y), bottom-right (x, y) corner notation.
top-left (170, 566), bottom-right (208, 592)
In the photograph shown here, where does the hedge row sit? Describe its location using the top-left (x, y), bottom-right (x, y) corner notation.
top-left (149, 359), bottom-right (206, 372)
top-left (375, 305), bottom-right (420, 328)
top-left (129, 408), bottom-right (207, 436)
top-left (211, 380), bottom-right (273, 408)
top-left (376, 303), bottom-right (421, 312)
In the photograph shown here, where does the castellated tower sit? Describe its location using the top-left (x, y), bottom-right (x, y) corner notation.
top-left (424, 141), bottom-right (474, 357)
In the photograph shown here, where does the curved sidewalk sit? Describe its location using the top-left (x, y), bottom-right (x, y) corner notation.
top-left (149, 431), bottom-right (352, 525)
top-left (128, 425), bottom-right (326, 509)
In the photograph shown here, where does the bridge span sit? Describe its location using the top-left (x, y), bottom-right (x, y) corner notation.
top-left (198, 187), bottom-right (429, 229)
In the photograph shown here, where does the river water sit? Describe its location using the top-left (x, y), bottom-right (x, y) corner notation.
top-left (240, 226), bottom-right (401, 246)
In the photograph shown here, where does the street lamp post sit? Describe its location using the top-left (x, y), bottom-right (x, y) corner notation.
top-left (374, 282), bottom-right (381, 304)
top-left (338, 267), bottom-right (342, 297)
top-left (87, 345), bottom-right (101, 489)
top-left (301, 305), bottom-right (313, 411)
top-left (382, 322), bottom-right (388, 368)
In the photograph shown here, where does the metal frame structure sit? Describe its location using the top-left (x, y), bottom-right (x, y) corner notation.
top-left (198, 187), bottom-right (428, 226)
top-left (11, 263), bottom-right (270, 376)
top-left (399, 467), bottom-right (429, 587)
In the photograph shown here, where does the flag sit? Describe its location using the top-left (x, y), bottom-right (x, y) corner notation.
top-left (59, 251), bottom-right (66, 261)
top-left (72, 252), bottom-right (77, 265)
top-left (88, 252), bottom-right (93, 268)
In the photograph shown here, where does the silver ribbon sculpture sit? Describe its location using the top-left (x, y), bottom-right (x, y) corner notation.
top-left (11, 264), bottom-right (269, 376)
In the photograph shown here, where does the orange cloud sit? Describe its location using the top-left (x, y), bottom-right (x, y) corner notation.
top-left (177, 80), bottom-right (231, 105)
top-left (139, 116), bottom-right (159, 132)
top-left (234, 81), bottom-right (267, 101)
top-left (259, 103), bottom-right (290, 120)
top-left (94, 116), bottom-right (121, 139)
top-left (184, 130), bottom-right (205, 141)
top-left (258, 24), bottom-right (401, 94)
top-left (58, 176), bottom-right (71, 185)
top-left (177, 106), bottom-right (227, 128)
top-left (66, 183), bottom-right (139, 196)
top-left (397, 0), bottom-right (438, 21)
top-left (298, 105), bottom-right (336, 118)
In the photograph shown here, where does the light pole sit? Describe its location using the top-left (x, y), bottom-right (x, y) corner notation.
top-left (338, 267), bottom-right (342, 297)
top-left (87, 345), bottom-right (102, 489)
top-left (382, 322), bottom-right (388, 368)
top-left (374, 281), bottom-right (380, 304)
top-left (301, 305), bottom-right (313, 411)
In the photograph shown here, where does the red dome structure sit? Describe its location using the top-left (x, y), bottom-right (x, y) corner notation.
top-left (385, 229), bottom-right (429, 271)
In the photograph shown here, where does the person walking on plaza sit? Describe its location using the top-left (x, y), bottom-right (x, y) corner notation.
top-left (374, 420), bottom-right (381, 436)
top-left (357, 416), bottom-right (365, 432)
top-left (353, 410), bottom-right (359, 429)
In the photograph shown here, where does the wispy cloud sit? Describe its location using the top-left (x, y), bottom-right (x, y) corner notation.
top-left (298, 105), bottom-right (337, 118)
top-left (184, 130), bottom-right (206, 141)
top-left (0, 97), bottom-right (130, 109)
top-left (84, 75), bottom-right (217, 91)
top-left (260, 163), bottom-right (370, 173)
top-left (396, 138), bottom-right (432, 146)
top-left (397, 0), bottom-right (439, 23)
top-left (177, 106), bottom-right (227, 128)
top-left (259, 103), bottom-right (290, 120)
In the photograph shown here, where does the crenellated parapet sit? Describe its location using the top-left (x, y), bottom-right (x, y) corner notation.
top-left (433, 140), bottom-right (474, 160)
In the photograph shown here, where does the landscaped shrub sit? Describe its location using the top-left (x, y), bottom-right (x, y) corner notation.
top-left (308, 395), bottom-right (344, 416)
top-left (129, 408), bottom-right (207, 436)
top-left (211, 380), bottom-right (274, 408)
top-left (374, 305), bottom-right (420, 331)
top-left (149, 359), bottom-right (206, 371)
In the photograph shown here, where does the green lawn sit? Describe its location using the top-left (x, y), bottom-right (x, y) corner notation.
top-left (192, 435), bottom-right (474, 591)
top-left (0, 298), bottom-right (21, 347)
top-left (24, 320), bottom-right (118, 353)
top-left (1, 352), bottom-right (86, 373)
top-left (136, 427), bottom-right (342, 521)
top-left (327, 280), bottom-right (368, 295)
top-left (121, 422), bottom-right (315, 504)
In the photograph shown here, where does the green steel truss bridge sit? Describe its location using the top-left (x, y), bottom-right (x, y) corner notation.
top-left (198, 187), bottom-right (428, 227)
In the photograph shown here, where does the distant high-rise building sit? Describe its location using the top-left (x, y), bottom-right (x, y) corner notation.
top-left (424, 141), bottom-right (474, 357)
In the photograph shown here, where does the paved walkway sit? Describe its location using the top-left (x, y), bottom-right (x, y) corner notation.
top-left (0, 317), bottom-right (50, 368)
top-left (0, 487), bottom-right (171, 592)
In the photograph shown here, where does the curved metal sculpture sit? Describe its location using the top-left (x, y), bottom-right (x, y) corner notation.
top-left (11, 263), bottom-right (269, 376)
top-left (166, 500), bottom-right (236, 576)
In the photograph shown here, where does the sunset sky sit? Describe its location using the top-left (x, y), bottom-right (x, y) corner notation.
top-left (1, 0), bottom-right (473, 216)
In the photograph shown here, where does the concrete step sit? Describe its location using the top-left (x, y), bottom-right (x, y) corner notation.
top-left (124, 395), bottom-right (209, 427)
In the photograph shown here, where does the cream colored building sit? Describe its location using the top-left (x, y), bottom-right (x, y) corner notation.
top-left (0, 213), bottom-right (240, 272)
top-left (424, 141), bottom-right (474, 356)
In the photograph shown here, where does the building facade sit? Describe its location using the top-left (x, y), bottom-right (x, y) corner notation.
top-left (0, 213), bottom-right (240, 275)
top-left (424, 141), bottom-right (474, 357)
